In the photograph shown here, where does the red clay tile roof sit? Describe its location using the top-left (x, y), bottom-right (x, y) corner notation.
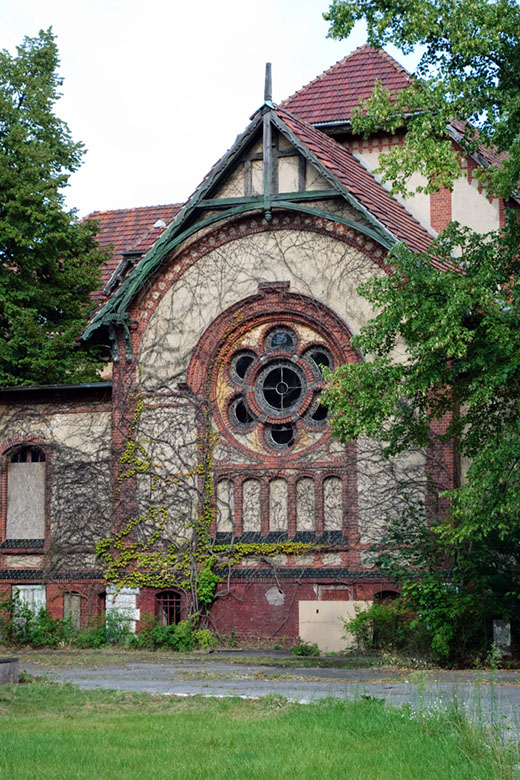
top-left (449, 119), bottom-right (507, 170)
top-left (276, 106), bottom-right (452, 268)
top-left (84, 203), bottom-right (182, 298)
top-left (281, 45), bottom-right (410, 125)
top-left (282, 46), bottom-right (508, 175)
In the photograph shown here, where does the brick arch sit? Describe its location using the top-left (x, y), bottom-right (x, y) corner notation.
top-left (187, 283), bottom-right (360, 467)
top-left (128, 210), bottom-right (391, 356)
top-left (0, 436), bottom-right (48, 458)
top-left (187, 285), bottom-right (360, 395)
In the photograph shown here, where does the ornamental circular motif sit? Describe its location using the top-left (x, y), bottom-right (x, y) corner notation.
top-left (219, 324), bottom-right (334, 453)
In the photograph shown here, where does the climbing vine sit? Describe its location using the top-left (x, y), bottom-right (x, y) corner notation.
top-left (96, 392), bottom-right (318, 617)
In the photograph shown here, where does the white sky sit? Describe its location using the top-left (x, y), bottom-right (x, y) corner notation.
top-left (2, 0), bottom-right (421, 217)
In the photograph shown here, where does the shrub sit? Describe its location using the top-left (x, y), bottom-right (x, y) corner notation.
top-left (125, 614), bottom-right (200, 651)
top-left (193, 628), bottom-right (218, 649)
top-left (291, 639), bottom-right (320, 657)
top-left (169, 620), bottom-right (195, 651)
top-left (343, 599), bottom-right (431, 658)
top-left (74, 610), bottom-right (132, 647)
top-left (105, 610), bottom-right (133, 644)
top-left (75, 615), bottom-right (108, 648)
top-left (0, 596), bottom-right (75, 648)
top-left (0, 595), bottom-right (218, 654)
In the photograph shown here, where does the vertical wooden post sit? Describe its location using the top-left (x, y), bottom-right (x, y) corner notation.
top-left (263, 112), bottom-right (272, 221)
top-left (264, 62), bottom-right (272, 103)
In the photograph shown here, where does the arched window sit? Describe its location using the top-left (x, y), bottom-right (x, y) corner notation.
top-left (374, 590), bottom-right (400, 603)
top-left (155, 590), bottom-right (181, 626)
top-left (6, 445), bottom-right (46, 541)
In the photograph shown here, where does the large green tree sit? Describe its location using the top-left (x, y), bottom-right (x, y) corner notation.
top-left (322, 0), bottom-right (520, 659)
top-left (324, 0), bottom-right (520, 199)
top-left (0, 28), bottom-right (109, 386)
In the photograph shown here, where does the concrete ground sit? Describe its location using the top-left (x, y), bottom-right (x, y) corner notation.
top-left (21, 652), bottom-right (520, 738)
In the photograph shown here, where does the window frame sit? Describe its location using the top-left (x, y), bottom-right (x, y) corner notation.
top-left (155, 590), bottom-right (182, 626)
top-left (0, 441), bottom-right (51, 550)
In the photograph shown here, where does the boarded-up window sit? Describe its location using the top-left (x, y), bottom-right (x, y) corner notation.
top-left (216, 479), bottom-right (234, 532)
top-left (13, 584), bottom-right (46, 614)
top-left (323, 477), bottom-right (343, 531)
top-left (7, 447), bottom-right (45, 539)
top-left (63, 592), bottom-right (82, 629)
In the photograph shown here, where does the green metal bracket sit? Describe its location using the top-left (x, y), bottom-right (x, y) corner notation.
top-left (108, 325), bottom-right (120, 363)
top-left (122, 320), bottom-right (134, 363)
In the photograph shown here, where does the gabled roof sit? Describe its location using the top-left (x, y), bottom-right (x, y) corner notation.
top-left (83, 102), bottom-right (448, 341)
top-left (281, 45), bottom-right (410, 126)
top-left (274, 106), bottom-right (438, 260)
top-left (84, 204), bottom-right (182, 298)
top-left (282, 47), bottom-right (510, 184)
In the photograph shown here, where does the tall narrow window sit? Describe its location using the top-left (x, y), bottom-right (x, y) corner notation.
top-left (323, 476), bottom-right (343, 531)
top-left (6, 446), bottom-right (46, 540)
top-left (296, 478), bottom-right (315, 531)
top-left (242, 479), bottom-right (261, 532)
top-left (269, 479), bottom-right (288, 532)
top-left (63, 592), bottom-right (82, 629)
top-left (216, 479), bottom-right (234, 532)
top-left (156, 590), bottom-right (181, 626)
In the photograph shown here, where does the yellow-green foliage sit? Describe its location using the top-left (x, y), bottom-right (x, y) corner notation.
top-left (98, 396), bottom-right (318, 607)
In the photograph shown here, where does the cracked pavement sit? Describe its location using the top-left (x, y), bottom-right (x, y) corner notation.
top-left (21, 653), bottom-right (520, 737)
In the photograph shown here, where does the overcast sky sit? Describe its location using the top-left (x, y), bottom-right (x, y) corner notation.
top-left (2, 1), bottom-right (420, 216)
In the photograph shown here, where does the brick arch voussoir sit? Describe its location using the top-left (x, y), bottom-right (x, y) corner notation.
top-left (128, 210), bottom-right (391, 356)
top-left (186, 287), bottom-right (362, 396)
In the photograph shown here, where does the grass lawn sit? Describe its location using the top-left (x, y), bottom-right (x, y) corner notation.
top-left (0, 681), bottom-right (517, 779)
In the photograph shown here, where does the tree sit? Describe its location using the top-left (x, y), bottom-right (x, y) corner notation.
top-left (324, 0), bottom-right (520, 199)
top-left (322, 0), bottom-right (520, 658)
top-left (0, 28), bottom-right (110, 386)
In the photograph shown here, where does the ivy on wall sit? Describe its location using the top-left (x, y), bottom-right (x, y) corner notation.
top-left (96, 395), bottom-right (316, 613)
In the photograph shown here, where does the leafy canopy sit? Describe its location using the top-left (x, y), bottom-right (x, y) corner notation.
top-left (322, 0), bottom-right (520, 540)
top-left (324, 0), bottom-right (520, 199)
top-left (322, 0), bottom-right (520, 648)
top-left (0, 28), bottom-right (110, 386)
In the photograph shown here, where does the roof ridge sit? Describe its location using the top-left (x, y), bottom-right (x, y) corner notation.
top-left (86, 203), bottom-right (182, 218)
top-left (280, 44), bottom-right (409, 108)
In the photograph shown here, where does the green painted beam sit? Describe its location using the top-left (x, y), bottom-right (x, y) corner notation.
top-left (197, 190), bottom-right (339, 208)
top-left (275, 201), bottom-right (395, 249)
top-left (83, 202), bottom-right (395, 341)
top-left (269, 112), bottom-right (397, 250)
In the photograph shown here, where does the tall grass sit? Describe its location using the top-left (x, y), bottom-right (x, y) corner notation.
top-left (0, 681), bottom-right (517, 779)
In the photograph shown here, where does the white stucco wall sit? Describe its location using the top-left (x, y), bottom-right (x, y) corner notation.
top-left (452, 174), bottom-right (500, 233)
top-left (138, 228), bottom-right (386, 390)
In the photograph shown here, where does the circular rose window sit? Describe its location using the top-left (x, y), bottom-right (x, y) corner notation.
top-left (221, 325), bottom-right (333, 453)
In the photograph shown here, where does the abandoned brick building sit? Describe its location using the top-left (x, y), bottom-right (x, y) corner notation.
top-left (0, 46), bottom-right (508, 649)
